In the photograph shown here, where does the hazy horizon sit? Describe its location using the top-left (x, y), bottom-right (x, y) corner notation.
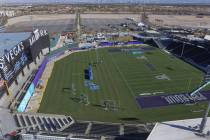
top-left (1, 0), bottom-right (210, 5)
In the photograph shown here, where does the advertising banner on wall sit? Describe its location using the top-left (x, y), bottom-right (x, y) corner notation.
top-left (29, 29), bottom-right (50, 61)
top-left (17, 83), bottom-right (35, 112)
top-left (0, 41), bottom-right (29, 83)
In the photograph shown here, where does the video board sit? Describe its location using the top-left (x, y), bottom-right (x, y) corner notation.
top-left (0, 29), bottom-right (50, 84)
top-left (29, 29), bottom-right (50, 61)
top-left (0, 41), bottom-right (29, 83)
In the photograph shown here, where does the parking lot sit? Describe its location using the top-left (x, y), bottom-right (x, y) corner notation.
top-left (148, 14), bottom-right (210, 29)
top-left (6, 19), bottom-right (76, 33)
top-left (5, 13), bottom-right (141, 33)
top-left (81, 18), bottom-right (139, 32)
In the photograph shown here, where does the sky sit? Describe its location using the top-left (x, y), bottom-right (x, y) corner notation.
top-left (2, 0), bottom-right (210, 4)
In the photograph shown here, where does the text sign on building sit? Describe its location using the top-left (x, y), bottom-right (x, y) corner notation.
top-left (0, 42), bottom-right (28, 82)
top-left (29, 29), bottom-right (48, 46)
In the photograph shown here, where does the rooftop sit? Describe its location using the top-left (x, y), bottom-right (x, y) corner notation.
top-left (0, 32), bottom-right (31, 55)
top-left (147, 117), bottom-right (210, 140)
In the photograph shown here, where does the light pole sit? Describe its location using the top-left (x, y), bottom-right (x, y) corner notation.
top-left (0, 120), bottom-right (3, 139)
top-left (180, 42), bottom-right (185, 57)
top-left (191, 66), bottom-right (210, 134)
top-left (199, 101), bottom-right (210, 133)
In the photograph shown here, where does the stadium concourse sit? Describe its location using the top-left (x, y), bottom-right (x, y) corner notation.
top-left (0, 108), bottom-right (151, 140)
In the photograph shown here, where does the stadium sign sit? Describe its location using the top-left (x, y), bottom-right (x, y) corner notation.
top-left (29, 29), bottom-right (48, 46)
top-left (0, 42), bottom-right (25, 69)
top-left (136, 91), bottom-right (210, 109)
top-left (0, 11), bottom-right (15, 17)
top-left (0, 43), bottom-right (28, 82)
top-left (0, 29), bottom-right (50, 83)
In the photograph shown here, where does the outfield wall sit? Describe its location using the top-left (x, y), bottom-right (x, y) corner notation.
top-left (33, 59), bottom-right (48, 87)
top-left (17, 83), bottom-right (35, 112)
top-left (17, 49), bottom-right (67, 112)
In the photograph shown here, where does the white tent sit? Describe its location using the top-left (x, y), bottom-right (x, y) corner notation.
top-left (204, 35), bottom-right (210, 41)
top-left (137, 22), bottom-right (145, 27)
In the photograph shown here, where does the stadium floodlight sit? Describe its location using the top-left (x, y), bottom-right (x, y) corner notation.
top-left (30, 16), bottom-right (34, 31)
top-left (180, 42), bottom-right (185, 57)
top-left (199, 101), bottom-right (210, 133)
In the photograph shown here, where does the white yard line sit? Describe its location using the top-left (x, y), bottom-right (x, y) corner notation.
top-left (109, 54), bottom-right (136, 99)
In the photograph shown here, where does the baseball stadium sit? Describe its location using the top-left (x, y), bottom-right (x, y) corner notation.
top-left (39, 45), bottom-right (204, 123)
top-left (0, 3), bottom-right (210, 140)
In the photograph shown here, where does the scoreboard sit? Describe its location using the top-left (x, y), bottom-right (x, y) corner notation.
top-left (0, 29), bottom-right (50, 84)
top-left (29, 29), bottom-right (50, 61)
top-left (0, 41), bottom-right (28, 83)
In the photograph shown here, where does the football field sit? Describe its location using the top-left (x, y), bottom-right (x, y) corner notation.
top-left (39, 45), bottom-right (206, 123)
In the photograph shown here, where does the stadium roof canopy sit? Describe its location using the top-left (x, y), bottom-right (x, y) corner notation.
top-left (0, 32), bottom-right (31, 55)
top-left (147, 117), bottom-right (210, 140)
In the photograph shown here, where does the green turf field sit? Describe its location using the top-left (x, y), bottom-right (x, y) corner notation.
top-left (39, 45), bottom-right (207, 123)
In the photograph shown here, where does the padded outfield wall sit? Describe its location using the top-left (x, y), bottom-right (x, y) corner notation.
top-left (17, 49), bottom-right (66, 112)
